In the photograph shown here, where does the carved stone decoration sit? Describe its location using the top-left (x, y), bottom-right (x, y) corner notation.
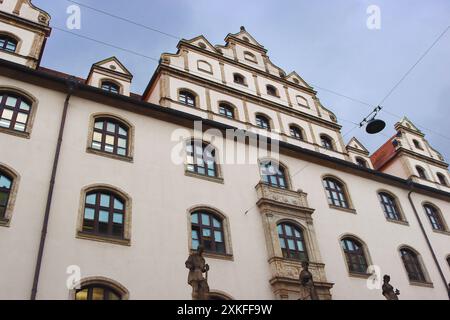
top-left (382, 275), bottom-right (400, 300)
top-left (255, 182), bottom-right (334, 300)
top-left (185, 245), bottom-right (210, 300)
top-left (299, 262), bottom-right (319, 300)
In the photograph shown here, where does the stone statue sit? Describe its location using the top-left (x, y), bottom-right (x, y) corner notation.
top-left (382, 275), bottom-right (400, 300)
top-left (299, 261), bottom-right (319, 300)
top-left (185, 245), bottom-right (210, 300)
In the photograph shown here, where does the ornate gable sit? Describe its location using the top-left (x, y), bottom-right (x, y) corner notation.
top-left (87, 56), bottom-right (133, 96)
top-left (182, 35), bottom-right (219, 53)
top-left (285, 71), bottom-right (313, 90)
top-left (92, 56), bottom-right (132, 78)
top-left (395, 117), bottom-right (422, 135)
top-left (346, 137), bottom-right (370, 155)
top-left (224, 26), bottom-right (265, 50)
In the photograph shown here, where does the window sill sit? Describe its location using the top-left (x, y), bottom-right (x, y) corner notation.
top-left (190, 250), bottom-right (234, 261)
top-left (76, 231), bottom-right (131, 246)
top-left (185, 171), bottom-right (224, 184)
top-left (409, 281), bottom-right (434, 288)
top-left (328, 204), bottom-right (357, 214)
top-left (348, 271), bottom-right (372, 279)
top-left (0, 127), bottom-right (30, 139)
top-left (0, 217), bottom-right (10, 227)
top-left (386, 218), bottom-right (409, 226)
top-left (432, 229), bottom-right (450, 236)
top-left (86, 148), bottom-right (133, 163)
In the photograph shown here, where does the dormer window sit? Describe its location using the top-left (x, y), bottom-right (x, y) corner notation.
top-left (233, 73), bottom-right (246, 86)
top-left (266, 85), bottom-right (278, 97)
top-left (101, 81), bottom-right (120, 94)
top-left (0, 35), bottom-right (17, 53)
top-left (413, 139), bottom-right (423, 150)
top-left (356, 157), bottom-right (368, 168)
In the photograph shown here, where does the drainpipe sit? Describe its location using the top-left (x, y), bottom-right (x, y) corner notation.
top-left (30, 77), bottom-right (78, 300)
top-left (406, 178), bottom-right (449, 300)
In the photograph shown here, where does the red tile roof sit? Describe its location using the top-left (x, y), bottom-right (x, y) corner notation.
top-left (370, 134), bottom-right (398, 170)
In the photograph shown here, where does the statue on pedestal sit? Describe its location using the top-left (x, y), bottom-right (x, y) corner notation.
top-left (382, 275), bottom-right (400, 300)
top-left (185, 245), bottom-right (210, 300)
top-left (299, 261), bottom-right (319, 300)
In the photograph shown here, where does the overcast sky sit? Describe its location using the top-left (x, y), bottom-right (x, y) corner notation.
top-left (34, 0), bottom-right (450, 160)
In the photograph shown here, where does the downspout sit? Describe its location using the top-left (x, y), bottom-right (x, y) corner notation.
top-left (30, 77), bottom-right (78, 300)
top-left (406, 178), bottom-right (449, 300)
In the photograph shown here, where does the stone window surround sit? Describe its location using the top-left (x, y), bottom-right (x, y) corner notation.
top-left (397, 245), bottom-right (434, 287)
top-left (376, 189), bottom-right (409, 224)
top-left (0, 163), bottom-right (20, 227)
top-left (421, 201), bottom-right (449, 235)
top-left (177, 87), bottom-right (200, 108)
top-left (338, 233), bottom-right (374, 279)
top-left (254, 112), bottom-right (273, 131)
top-left (319, 133), bottom-right (336, 151)
top-left (288, 123), bottom-right (305, 141)
top-left (183, 137), bottom-right (224, 184)
top-left (186, 205), bottom-right (234, 261)
top-left (321, 174), bottom-right (356, 213)
top-left (98, 78), bottom-right (123, 95)
top-left (0, 86), bottom-right (38, 139)
top-left (86, 112), bottom-right (135, 163)
top-left (76, 184), bottom-right (132, 246)
top-left (69, 276), bottom-right (130, 300)
top-left (216, 100), bottom-right (240, 120)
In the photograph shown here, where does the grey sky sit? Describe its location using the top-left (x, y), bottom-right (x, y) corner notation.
top-left (35, 0), bottom-right (450, 160)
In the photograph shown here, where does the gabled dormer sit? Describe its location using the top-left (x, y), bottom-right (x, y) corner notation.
top-left (346, 137), bottom-right (373, 169)
top-left (86, 57), bottom-right (133, 96)
top-left (0, 0), bottom-right (51, 69)
top-left (371, 117), bottom-right (449, 191)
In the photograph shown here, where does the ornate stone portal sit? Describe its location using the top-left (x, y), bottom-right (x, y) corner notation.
top-left (255, 182), bottom-right (334, 300)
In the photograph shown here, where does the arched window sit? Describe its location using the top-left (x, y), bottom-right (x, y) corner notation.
top-left (437, 173), bottom-right (448, 186)
top-left (0, 171), bottom-right (12, 219)
top-left (355, 157), bottom-right (368, 168)
top-left (186, 140), bottom-right (217, 177)
top-left (416, 166), bottom-right (428, 180)
top-left (178, 90), bottom-right (196, 107)
top-left (400, 248), bottom-right (426, 282)
top-left (423, 204), bottom-right (446, 231)
top-left (323, 177), bottom-right (349, 208)
top-left (413, 139), bottom-right (423, 150)
top-left (244, 51), bottom-right (257, 63)
top-left (75, 283), bottom-right (122, 300)
top-left (378, 192), bottom-right (402, 221)
top-left (101, 81), bottom-right (120, 94)
top-left (0, 92), bottom-right (31, 132)
top-left (277, 222), bottom-right (308, 261)
top-left (260, 161), bottom-right (288, 189)
top-left (341, 237), bottom-right (368, 274)
top-left (191, 211), bottom-right (225, 254)
top-left (92, 118), bottom-right (129, 156)
top-left (296, 96), bottom-right (308, 107)
top-left (233, 73), bottom-right (246, 85)
top-left (218, 103), bottom-right (234, 119)
top-left (266, 85), bottom-right (278, 97)
top-left (255, 114), bottom-right (270, 130)
top-left (289, 125), bottom-right (303, 140)
top-left (0, 35), bottom-right (17, 52)
top-left (82, 190), bottom-right (126, 238)
top-left (320, 135), bottom-right (334, 150)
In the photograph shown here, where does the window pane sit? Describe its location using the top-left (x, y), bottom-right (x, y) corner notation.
top-left (84, 208), bottom-right (95, 220)
top-left (285, 225), bottom-right (293, 236)
top-left (105, 135), bottom-right (114, 145)
top-left (118, 127), bottom-right (127, 136)
top-left (99, 210), bottom-right (109, 223)
top-left (0, 119), bottom-right (10, 128)
top-left (0, 191), bottom-right (9, 206)
top-left (106, 122), bottom-right (116, 133)
top-left (118, 138), bottom-right (126, 148)
top-left (113, 198), bottom-right (124, 210)
top-left (19, 101), bottom-right (30, 111)
top-left (14, 123), bottom-right (25, 132)
top-left (214, 231), bottom-right (223, 242)
top-left (192, 240), bottom-right (199, 250)
top-left (0, 176), bottom-right (12, 189)
top-left (212, 218), bottom-right (221, 228)
top-left (202, 228), bottom-right (211, 237)
top-left (1, 109), bottom-right (13, 120)
top-left (92, 287), bottom-right (104, 300)
top-left (287, 239), bottom-right (295, 250)
top-left (104, 145), bottom-right (114, 153)
top-left (5, 97), bottom-right (17, 107)
top-left (191, 213), bottom-right (198, 224)
top-left (92, 141), bottom-right (101, 150)
top-left (75, 289), bottom-right (88, 300)
top-left (201, 214), bottom-right (210, 225)
top-left (93, 132), bottom-right (102, 142)
top-left (191, 230), bottom-right (198, 240)
top-left (100, 194), bottom-right (110, 207)
top-left (113, 213), bottom-right (123, 224)
top-left (94, 121), bottom-right (103, 130)
top-left (117, 148), bottom-right (126, 156)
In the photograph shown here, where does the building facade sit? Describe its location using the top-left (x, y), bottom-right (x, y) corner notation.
top-left (0, 0), bottom-right (449, 300)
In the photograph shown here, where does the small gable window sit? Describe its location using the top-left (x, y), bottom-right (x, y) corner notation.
top-left (356, 157), bottom-right (368, 168)
top-left (101, 81), bottom-right (120, 94)
top-left (218, 103), bottom-right (234, 119)
top-left (437, 173), bottom-right (448, 186)
top-left (242, 36), bottom-right (250, 43)
top-left (320, 135), bottom-right (334, 151)
top-left (413, 139), bottom-right (423, 150)
top-left (416, 166), bottom-right (427, 180)
top-left (178, 90), bottom-right (196, 107)
top-left (266, 85), bottom-right (278, 97)
top-left (255, 114), bottom-right (270, 130)
top-left (0, 35), bottom-right (17, 53)
top-left (289, 125), bottom-right (304, 141)
top-left (233, 73), bottom-right (246, 86)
